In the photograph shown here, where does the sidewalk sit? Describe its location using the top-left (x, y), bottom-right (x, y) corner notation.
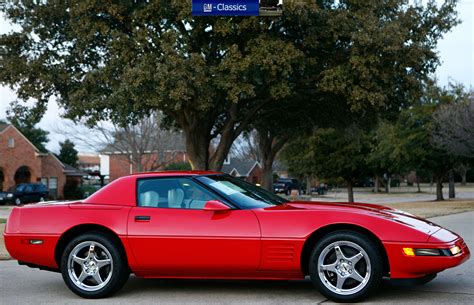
top-left (0, 223), bottom-right (10, 260)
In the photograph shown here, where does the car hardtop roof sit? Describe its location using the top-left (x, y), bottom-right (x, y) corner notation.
top-left (131, 170), bottom-right (223, 178)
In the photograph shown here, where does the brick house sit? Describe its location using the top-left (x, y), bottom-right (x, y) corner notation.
top-left (99, 132), bottom-right (188, 181)
top-left (77, 154), bottom-right (100, 174)
top-left (221, 157), bottom-right (263, 184)
top-left (0, 123), bottom-right (83, 199)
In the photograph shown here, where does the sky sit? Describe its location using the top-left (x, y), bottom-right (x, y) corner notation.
top-left (0, 0), bottom-right (473, 153)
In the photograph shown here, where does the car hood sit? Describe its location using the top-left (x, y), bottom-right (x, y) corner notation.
top-left (269, 201), bottom-right (442, 235)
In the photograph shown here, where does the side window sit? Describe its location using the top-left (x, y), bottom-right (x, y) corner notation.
top-left (37, 184), bottom-right (47, 192)
top-left (137, 178), bottom-right (218, 209)
top-left (25, 185), bottom-right (34, 193)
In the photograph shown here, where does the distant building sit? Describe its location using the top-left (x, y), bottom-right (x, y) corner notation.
top-left (0, 123), bottom-right (84, 199)
top-left (99, 132), bottom-right (188, 181)
top-left (221, 156), bottom-right (262, 184)
top-left (77, 154), bottom-right (100, 174)
top-left (272, 160), bottom-right (289, 179)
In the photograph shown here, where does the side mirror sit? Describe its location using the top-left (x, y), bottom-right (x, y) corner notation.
top-left (203, 200), bottom-right (231, 211)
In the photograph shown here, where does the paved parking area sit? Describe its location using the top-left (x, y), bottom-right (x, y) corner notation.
top-left (0, 211), bottom-right (472, 304)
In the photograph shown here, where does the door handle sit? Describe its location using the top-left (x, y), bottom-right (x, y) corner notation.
top-left (135, 215), bottom-right (151, 222)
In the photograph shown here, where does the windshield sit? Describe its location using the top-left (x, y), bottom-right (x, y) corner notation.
top-left (196, 175), bottom-right (289, 209)
top-left (15, 184), bottom-right (26, 192)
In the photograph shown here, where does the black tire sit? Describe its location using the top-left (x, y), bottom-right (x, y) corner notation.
top-left (60, 231), bottom-right (129, 298)
top-left (14, 197), bottom-right (21, 205)
top-left (309, 230), bottom-right (383, 303)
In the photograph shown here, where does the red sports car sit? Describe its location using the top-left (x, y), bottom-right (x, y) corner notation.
top-left (3, 171), bottom-right (470, 302)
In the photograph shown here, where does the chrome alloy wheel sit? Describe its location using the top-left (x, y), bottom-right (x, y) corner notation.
top-left (317, 241), bottom-right (371, 296)
top-left (67, 241), bottom-right (113, 292)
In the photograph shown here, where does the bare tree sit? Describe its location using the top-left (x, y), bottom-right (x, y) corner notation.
top-left (230, 130), bottom-right (262, 161)
top-left (433, 96), bottom-right (474, 158)
top-left (57, 113), bottom-right (185, 173)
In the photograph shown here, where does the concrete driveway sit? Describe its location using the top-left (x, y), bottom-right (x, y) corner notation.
top-left (0, 212), bottom-right (473, 304)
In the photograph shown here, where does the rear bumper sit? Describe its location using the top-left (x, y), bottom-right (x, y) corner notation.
top-left (384, 237), bottom-right (470, 278)
top-left (3, 232), bottom-right (59, 269)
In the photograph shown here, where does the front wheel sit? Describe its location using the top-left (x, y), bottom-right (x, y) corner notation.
top-left (60, 232), bottom-right (129, 298)
top-left (14, 197), bottom-right (21, 205)
top-left (309, 230), bottom-right (383, 302)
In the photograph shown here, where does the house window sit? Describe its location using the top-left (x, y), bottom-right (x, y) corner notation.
top-left (49, 177), bottom-right (58, 199)
top-left (40, 177), bottom-right (48, 187)
top-left (8, 138), bottom-right (14, 148)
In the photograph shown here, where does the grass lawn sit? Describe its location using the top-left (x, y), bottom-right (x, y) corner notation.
top-left (386, 200), bottom-right (474, 218)
top-left (0, 219), bottom-right (6, 224)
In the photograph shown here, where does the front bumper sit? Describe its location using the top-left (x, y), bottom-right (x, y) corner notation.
top-left (0, 197), bottom-right (14, 204)
top-left (384, 237), bottom-right (470, 278)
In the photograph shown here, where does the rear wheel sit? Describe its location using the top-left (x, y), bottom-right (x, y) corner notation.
top-left (60, 232), bottom-right (129, 298)
top-left (309, 230), bottom-right (383, 302)
top-left (14, 197), bottom-right (21, 205)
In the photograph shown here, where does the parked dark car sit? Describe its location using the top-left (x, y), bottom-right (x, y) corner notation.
top-left (273, 178), bottom-right (302, 195)
top-left (354, 177), bottom-right (375, 188)
top-left (313, 183), bottom-right (329, 195)
top-left (0, 183), bottom-right (48, 205)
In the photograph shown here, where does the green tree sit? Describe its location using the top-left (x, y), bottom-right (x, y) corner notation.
top-left (6, 103), bottom-right (49, 152)
top-left (367, 121), bottom-right (415, 193)
top-left (0, 1), bottom-right (304, 170)
top-left (58, 139), bottom-right (79, 168)
top-left (0, 1), bottom-right (459, 171)
top-left (375, 82), bottom-right (462, 201)
top-left (164, 162), bottom-right (192, 171)
top-left (386, 82), bottom-right (462, 200)
top-left (282, 125), bottom-right (371, 202)
top-left (254, 0), bottom-right (459, 189)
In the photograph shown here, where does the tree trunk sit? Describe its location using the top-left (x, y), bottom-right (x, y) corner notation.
top-left (374, 175), bottom-right (380, 193)
top-left (385, 176), bottom-right (391, 194)
top-left (257, 128), bottom-right (289, 191)
top-left (208, 118), bottom-right (238, 171)
top-left (261, 158), bottom-right (274, 191)
top-left (347, 180), bottom-right (354, 203)
top-left (435, 176), bottom-right (444, 201)
top-left (461, 172), bottom-right (467, 186)
top-left (448, 169), bottom-right (455, 199)
top-left (259, 130), bottom-right (275, 191)
top-left (306, 176), bottom-right (312, 195)
top-left (459, 166), bottom-right (467, 186)
top-left (416, 174), bottom-right (421, 193)
top-left (184, 128), bottom-right (211, 170)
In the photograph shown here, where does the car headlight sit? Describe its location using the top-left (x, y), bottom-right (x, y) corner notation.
top-left (450, 245), bottom-right (462, 255)
top-left (6, 193), bottom-right (13, 198)
top-left (402, 246), bottom-right (462, 257)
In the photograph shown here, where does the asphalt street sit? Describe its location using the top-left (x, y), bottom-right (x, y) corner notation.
top-left (0, 211), bottom-right (473, 305)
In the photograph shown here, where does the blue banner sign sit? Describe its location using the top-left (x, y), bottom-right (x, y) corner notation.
top-left (192, 0), bottom-right (260, 16)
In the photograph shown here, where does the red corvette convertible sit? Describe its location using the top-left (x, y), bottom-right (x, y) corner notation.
top-left (3, 171), bottom-right (470, 302)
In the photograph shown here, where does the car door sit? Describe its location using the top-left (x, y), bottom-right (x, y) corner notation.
top-left (127, 177), bottom-right (262, 277)
top-left (23, 184), bottom-right (35, 203)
